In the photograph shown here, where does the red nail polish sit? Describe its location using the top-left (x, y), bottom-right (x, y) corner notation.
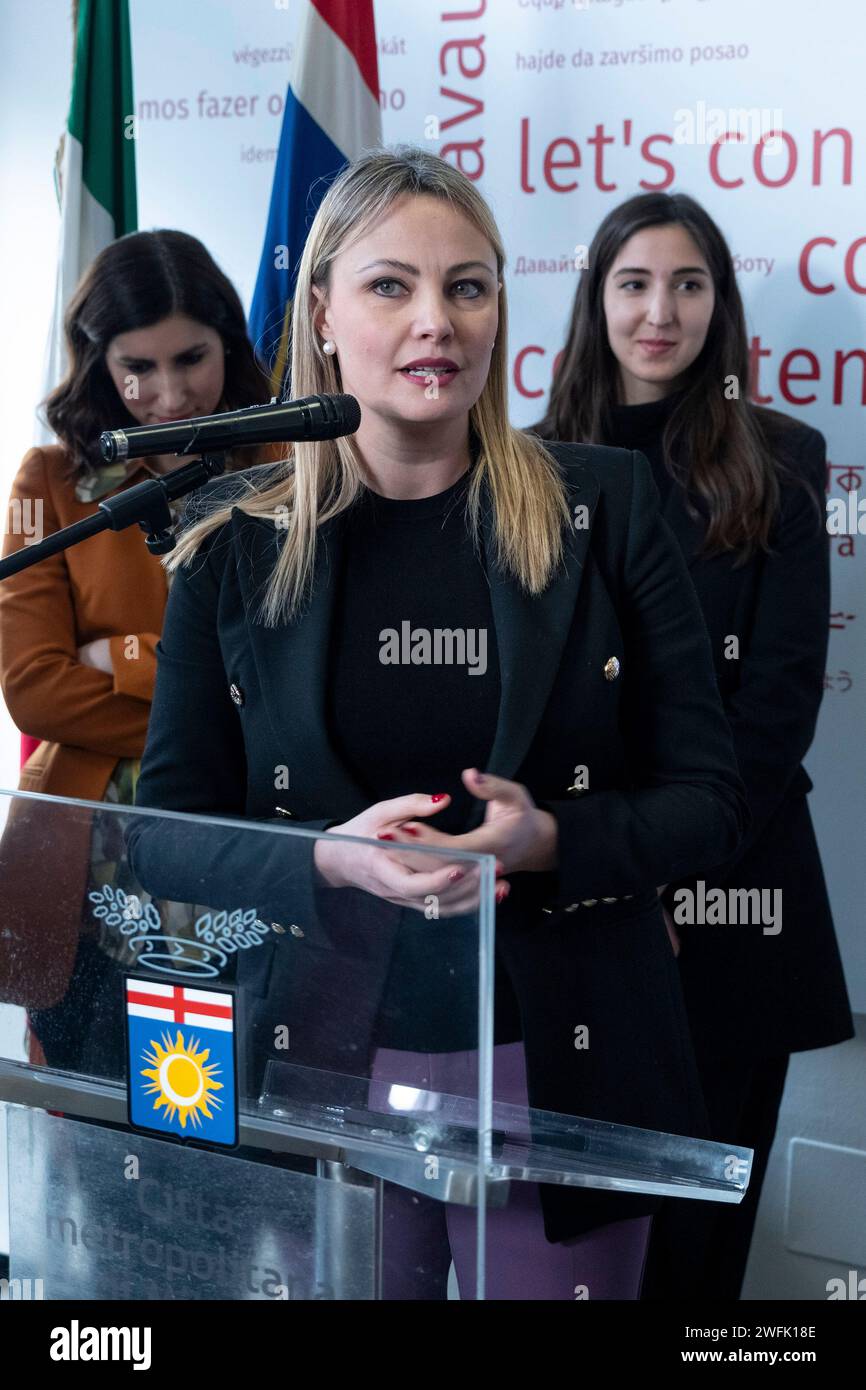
top-left (448, 868), bottom-right (465, 883)
top-left (377, 832), bottom-right (395, 841)
top-left (495, 883), bottom-right (510, 904)
top-left (400, 825), bottom-right (420, 837)
top-left (431, 793), bottom-right (448, 803)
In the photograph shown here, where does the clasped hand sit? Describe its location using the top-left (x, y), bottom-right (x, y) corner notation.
top-left (312, 767), bottom-right (558, 917)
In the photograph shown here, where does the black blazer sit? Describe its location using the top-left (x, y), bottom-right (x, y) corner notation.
top-left (651, 418), bottom-right (853, 1061)
top-left (130, 442), bottom-right (749, 1241)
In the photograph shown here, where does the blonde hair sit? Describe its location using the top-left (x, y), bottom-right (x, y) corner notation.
top-left (166, 145), bottom-right (572, 625)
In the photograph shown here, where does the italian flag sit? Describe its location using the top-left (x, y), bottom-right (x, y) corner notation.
top-left (39, 0), bottom-right (137, 424)
top-left (24, 0), bottom-right (137, 768)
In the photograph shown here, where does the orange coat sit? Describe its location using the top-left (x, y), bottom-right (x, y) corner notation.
top-left (0, 443), bottom-right (276, 803)
top-left (0, 445), bottom-right (170, 803)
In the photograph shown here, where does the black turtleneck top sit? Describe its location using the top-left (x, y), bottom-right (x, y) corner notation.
top-left (607, 391), bottom-right (684, 505)
top-left (325, 457), bottom-right (524, 1049)
top-left (326, 465), bottom-right (501, 829)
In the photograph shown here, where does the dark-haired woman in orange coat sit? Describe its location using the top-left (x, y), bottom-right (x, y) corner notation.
top-left (0, 229), bottom-right (278, 1071)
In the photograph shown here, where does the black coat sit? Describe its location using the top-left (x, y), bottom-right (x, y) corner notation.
top-left (646, 416), bottom-right (853, 1061)
top-left (130, 441), bottom-right (749, 1241)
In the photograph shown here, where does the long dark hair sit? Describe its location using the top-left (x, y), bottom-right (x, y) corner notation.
top-left (44, 229), bottom-right (271, 475)
top-left (532, 192), bottom-right (815, 560)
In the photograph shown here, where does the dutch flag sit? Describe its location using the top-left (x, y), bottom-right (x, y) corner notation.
top-left (248, 0), bottom-right (382, 390)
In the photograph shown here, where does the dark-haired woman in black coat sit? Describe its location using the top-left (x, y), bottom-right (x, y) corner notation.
top-left (533, 191), bottom-right (854, 1300)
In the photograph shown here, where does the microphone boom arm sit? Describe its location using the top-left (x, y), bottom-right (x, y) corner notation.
top-left (0, 453), bottom-right (227, 580)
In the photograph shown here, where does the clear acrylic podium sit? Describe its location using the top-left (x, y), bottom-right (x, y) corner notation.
top-left (0, 791), bottom-right (752, 1300)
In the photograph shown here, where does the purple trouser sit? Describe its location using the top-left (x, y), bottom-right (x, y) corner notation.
top-left (370, 1040), bottom-right (652, 1300)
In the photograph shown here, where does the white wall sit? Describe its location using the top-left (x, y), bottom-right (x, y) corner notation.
top-left (0, 0), bottom-right (73, 794)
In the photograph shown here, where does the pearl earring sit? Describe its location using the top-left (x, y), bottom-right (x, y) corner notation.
top-left (323, 339), bottom-right (336, 355)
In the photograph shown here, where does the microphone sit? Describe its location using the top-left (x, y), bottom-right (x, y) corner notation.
top-left (99, 392), bottom-right (361, 462)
